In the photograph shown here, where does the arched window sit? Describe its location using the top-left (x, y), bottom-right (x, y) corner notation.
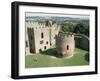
top-left (41, 32), bottom-right (44, 38)
top-left (67, 45), bottom-right (69, 50)
top-left (39, 49), bottom-right (42, 52)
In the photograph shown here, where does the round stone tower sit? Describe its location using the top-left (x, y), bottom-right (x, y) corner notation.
top-left (56, 32), bottom-right (75, 57)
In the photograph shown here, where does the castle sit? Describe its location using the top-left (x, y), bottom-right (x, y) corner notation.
top-left (56, 32), bottom-right (75, 57)
top-left (25, 20), bottom-right (61, 54)
top-left (25, 20), bottom-right (89, 57)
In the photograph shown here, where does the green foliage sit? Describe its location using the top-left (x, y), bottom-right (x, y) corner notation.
top-left (74, 22), bottom-right (89, 36)
top-left (60, 21), bottom-right (89, 37)
top-left (60, 22), bottom-right (75, 33)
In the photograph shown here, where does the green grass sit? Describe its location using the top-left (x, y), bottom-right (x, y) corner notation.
top-left (25, 48), bottom-right (89, 68)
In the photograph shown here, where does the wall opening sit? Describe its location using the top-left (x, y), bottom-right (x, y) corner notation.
top-left (41, 32), bottom-right (44, 38)
top-left (67, 45), bottom-right (69, 50)
top-left (40, 40), bottom-right (44, 44)
top-left (44, 46), bottom-right (47, 49)
top-left (46, 41), bottom-right (48, 44)
top-left (50, 43), bottom-right (52, 46)
top-left (39, 49), bottom-right (42, 52)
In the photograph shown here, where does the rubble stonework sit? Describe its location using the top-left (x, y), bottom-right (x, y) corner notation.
top-left (56, 32), bottom-right (75, 57)
top-left (25, 20), bottom-right (60, 54)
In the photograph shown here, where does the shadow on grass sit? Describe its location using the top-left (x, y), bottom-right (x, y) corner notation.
top-left (84, 53), bottom-right (89, 62)
top-left (40, 48), bottom-right (62, 58)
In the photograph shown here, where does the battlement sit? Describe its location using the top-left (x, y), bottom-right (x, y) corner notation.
top-left (57, 32), bottom-right (74, 39)
top-left (56, 32), bottom-right (75, 57)
top-left (26, 21), bottom-right (45, 28)
top-left (26, 21), bottom-right (60, 30)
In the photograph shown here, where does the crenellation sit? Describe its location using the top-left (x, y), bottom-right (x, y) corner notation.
top-left (56, 32), bottom-right (75, 57)
top-left (25, 20), bottom-right (76, 57)
top-left (25, 20), bottom-right (61, 54)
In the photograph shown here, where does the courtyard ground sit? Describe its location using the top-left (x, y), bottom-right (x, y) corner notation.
top-left (25, 48), bottom-right (89, 68)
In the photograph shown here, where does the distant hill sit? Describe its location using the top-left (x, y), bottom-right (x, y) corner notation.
top-left (26, 16), bottom-right (89, 22)
top-left (26, 16), bottom-right (89, 27)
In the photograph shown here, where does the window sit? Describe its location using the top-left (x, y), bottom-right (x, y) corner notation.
top-left (39, 49), bottom-right (42, 52)
top-left (41, 32), bottom-right (44, 38)
top-left (50, 43), bottom-right (52, 46)
top-left (44, 46), bottom-right (47, 49)
top-left (40, 40), bottom-right (43, 44)
top-left (67, 45), bottom-right (69, 50)
top-left (46, 41), bottom-right (48, 44)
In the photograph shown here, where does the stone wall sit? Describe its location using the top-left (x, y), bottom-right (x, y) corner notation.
top-left (33, 27), bottom-right (51, 53)
top-left (25, 20), bottom-right (61, 54)
top-left (27, 28), bottom-right (36, 53)
top-left (56, 32), bottom-right (75, 57)
top-left (75, 34), bottom-right (89, 51)
top-left (25, 26), bottom-right (30, 55)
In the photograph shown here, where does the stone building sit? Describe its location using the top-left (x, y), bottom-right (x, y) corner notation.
top-left (25, 20), bottom-right (61, 54)
top-left (56, 32), bottom-right (75, 57)
top-left (25, 19), bottom-right (89, 58)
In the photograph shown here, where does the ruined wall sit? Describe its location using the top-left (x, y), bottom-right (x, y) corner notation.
top-left (49, 24), bottom-right (61, 47)
top-left (25, 23), bottom-right (30, 55)
top-left (56, 32), bottom-right (75, 57)
top-left (75, 35), bottom-right (89, 51)
top-left (25, 29), bottom-right (30, 54)
top-left (25, 21), bottom-right (36, 53)
top-left (25, 20), bottom-right (61, 54)
top-left (34, 27), bottom-right (51, 53)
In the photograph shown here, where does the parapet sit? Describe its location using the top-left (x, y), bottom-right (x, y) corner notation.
top-left (57, 32), bottom-right (74, 39)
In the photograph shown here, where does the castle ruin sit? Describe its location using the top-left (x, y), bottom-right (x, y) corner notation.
top-left (56, 32), bottom-right (75, 57)
top-left (25, 19), bottom-right (89, 58)
top-left (25, 20), bottom-right (61, 54)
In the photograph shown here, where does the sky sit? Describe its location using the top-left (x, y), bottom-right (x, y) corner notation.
top-left (25, 12), bottom-right (89, 19)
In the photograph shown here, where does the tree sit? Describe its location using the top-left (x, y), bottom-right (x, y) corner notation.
top-left (60, 21), bottom-right (89, 37)
top-left (60, 22), bottom-right (75, 33)
top-left (73, 22), bottom-right (89, 36)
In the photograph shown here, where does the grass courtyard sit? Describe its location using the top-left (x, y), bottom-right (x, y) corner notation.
top-left (25, 48), bottom-right (89, 68)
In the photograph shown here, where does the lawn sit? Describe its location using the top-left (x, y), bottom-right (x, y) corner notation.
top-left (25, 48), bottom-right (89, 68)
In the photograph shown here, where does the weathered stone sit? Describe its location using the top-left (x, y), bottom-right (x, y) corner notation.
top-left (25, 20), bottom-right (61, 54)
top-left (56, 32), bottom-right (75, 57)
